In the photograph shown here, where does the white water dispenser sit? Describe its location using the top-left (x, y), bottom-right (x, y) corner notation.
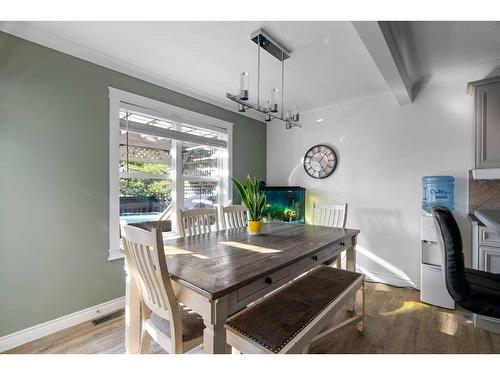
top-left (420, 214), bottom-right (455, 309)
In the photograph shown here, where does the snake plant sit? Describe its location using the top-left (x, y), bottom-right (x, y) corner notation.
top-left (231, 175), bottom-right (267, 221)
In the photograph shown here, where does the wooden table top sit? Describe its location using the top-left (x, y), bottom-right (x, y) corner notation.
top-left (163, 222), bottom-right (359, 300)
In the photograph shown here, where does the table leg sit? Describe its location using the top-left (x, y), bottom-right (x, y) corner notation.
top-left (203, 324), bottom-right (231, 354)
top-left (346, 247), bottom-right (356, 272)
top-left (125, 266), bottom-right (141, 354)
top-left (335, 254), bottom-right (342, 269)
top-left (202, 297), bottom-right (231, 354)
top-left (346, 235), bottom-right (357, 311)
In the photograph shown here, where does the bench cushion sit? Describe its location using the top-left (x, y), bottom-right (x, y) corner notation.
top-left (225, 266), bottom-right (363, 353)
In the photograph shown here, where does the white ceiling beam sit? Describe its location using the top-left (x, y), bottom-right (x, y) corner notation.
top-left (352, 21), bottom-right (414, 105)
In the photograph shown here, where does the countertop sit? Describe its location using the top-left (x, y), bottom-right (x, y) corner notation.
top-left (474, 209), bottom-right (500, 234)
top-left (468, 213), bottom-right (485, 226)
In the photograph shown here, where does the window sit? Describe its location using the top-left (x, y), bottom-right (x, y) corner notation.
top-left (119, 108), bottom-right (173, 222)
top-left (109, 88), bottom-right (233, 260)
top-left (182, 143), bottom-right (221, 209)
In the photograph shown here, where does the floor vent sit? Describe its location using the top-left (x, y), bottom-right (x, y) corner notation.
top-left (91, 310), bottom-right (124, 326)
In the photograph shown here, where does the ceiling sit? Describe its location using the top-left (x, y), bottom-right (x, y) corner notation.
top-left (3, 21), bottom-right (500, 115)
top-left (1, 21), bottom-right (390, 113)
top-left (409, 21), bottom-right (500, 77)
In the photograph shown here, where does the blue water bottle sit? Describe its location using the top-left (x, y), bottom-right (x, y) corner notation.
top-left (422, 176), bottom-right (455, 214)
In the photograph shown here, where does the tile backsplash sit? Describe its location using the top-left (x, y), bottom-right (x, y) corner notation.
top-left (469, 170), bottom-right (500, 211)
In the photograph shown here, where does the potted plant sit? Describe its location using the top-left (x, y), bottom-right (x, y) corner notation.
top-left (231, 175), bottom-right (267, 235)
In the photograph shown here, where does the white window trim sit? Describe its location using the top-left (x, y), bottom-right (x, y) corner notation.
top-left (119, 172), bottom-right (171, 180)
top-left (108, 87), bottom-right (233, 261)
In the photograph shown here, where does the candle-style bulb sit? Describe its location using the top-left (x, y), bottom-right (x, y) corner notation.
top-left (270, 89), bottom-right (279, 113)
top-left (265, 99), bottom-right (271, 111)
top-left (292, 103), bottom-right (300, 121)
top-left (239, 72), bottom-right (249, 101)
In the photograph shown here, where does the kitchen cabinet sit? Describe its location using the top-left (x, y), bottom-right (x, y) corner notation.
top-left (468, 76), bottom-right (500, 170)
top-left (478, 245), bottom-right (500, 272)
top-left (471, 221), bottom-right (500, 333)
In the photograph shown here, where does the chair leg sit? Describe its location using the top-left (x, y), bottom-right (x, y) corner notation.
top-left (356, 283), bottom-right (365, 334)
top-left (231, 347), bottom-right (241, 354)
top-left (335, 255), bottom-right (342, 269)
top-left (140, 328), bottom-right (152, 354)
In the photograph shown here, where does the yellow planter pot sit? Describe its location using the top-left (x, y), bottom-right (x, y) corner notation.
top-left (248, 220), bottom-right (263, 235)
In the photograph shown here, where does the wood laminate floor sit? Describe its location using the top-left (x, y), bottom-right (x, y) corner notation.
top-left (4, 282), bottom-right (500, 354)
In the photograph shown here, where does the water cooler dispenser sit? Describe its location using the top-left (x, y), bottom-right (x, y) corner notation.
top-left (419, 176), bottom-right (455, 309)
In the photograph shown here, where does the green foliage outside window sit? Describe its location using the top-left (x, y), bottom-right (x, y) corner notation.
top-left (120, 161), bottom-right (171, 199)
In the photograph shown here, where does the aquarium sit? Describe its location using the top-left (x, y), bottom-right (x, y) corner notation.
top-left (259, 185), bottom-right (306, 223)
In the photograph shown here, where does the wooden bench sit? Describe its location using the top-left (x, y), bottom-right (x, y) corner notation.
top-left (224, 265), bottom-right (365, 354)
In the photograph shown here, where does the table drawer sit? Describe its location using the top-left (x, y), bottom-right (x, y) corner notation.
top-left (237, 266), bottom-right (291, 302)
top-left (479, 227), bottom-right (500, 246)
top-left (295, 240), bottom-right (348, 271)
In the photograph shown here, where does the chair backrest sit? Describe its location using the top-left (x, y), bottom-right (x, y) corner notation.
top-left (120, 219), bottom-right (128, 239)
top-left (122, 225), bottom-right (182, 346)
top-left (432, 206), bottom-right (469, 303)
top-left (312, 202), bottom-right (348, 228)
top-left (222, 205), bottom-right (248, 230)
top-left (177, 207), bottom-right (219, 237)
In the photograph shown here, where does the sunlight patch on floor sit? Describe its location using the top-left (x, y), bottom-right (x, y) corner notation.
top-left (437, 310), bottom-right (459, 336)
top-left (380, 301), bottom-right (429, 317)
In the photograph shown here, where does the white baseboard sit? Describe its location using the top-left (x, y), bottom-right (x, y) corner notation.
top-left (474, 313), bottom-right (500, 334)
top-left (0, 296), bottom-right (125, 353)
top-left (361, 269), bottom-right (420, 290)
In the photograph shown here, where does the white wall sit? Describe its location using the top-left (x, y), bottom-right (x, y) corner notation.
top-left (267, 60), bottom-right (500, 288)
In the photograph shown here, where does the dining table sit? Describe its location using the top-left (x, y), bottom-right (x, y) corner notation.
top-left (124, 221), bottom-right (360, 354)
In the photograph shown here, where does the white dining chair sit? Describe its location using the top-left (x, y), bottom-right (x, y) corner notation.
top-left (312, 202), bottom-right (348, 228)
top-left (221, 205), bottom-right (248, 230)
top-left (177, 207), bottom-right (219, 237)
top-left (122, 225), bottom-right (205, 354)
top-left (312, 202), bottom-right (348, 268)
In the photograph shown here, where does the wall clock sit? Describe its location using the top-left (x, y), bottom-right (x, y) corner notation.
top-left (303, 144), bottom-right (337, 179)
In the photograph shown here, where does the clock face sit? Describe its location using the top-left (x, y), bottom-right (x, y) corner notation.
top-left (303, 145), bottom-right (337, 179)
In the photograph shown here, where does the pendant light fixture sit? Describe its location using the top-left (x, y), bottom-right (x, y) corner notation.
top-left (226, 28), bottom-right (301, 129)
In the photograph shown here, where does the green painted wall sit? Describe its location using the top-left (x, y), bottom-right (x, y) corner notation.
top-left (0, 32), bottom-right (266, 336)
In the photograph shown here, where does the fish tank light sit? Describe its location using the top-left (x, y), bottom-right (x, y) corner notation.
top-left (259, 184), bottom-right (305, 224)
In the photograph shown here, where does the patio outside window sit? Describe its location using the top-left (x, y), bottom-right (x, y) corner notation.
top-left (118, 107), bottom-right (229, 232)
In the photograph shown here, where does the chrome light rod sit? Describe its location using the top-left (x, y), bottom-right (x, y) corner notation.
top-left (226, 92), bottom-right (302, 128)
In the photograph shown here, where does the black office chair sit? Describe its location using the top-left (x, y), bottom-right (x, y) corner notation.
top-left (432, 206), bottom-right (500, 319)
